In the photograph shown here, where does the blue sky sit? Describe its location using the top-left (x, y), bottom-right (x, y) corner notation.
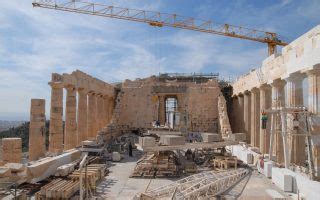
top-left (0, 0), bottom-right (319, 120)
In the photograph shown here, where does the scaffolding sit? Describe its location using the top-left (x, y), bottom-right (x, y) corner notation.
top-left (140, 168), bottom-right (250, 199)
top-left (266, 106), bottom-right (315, 179)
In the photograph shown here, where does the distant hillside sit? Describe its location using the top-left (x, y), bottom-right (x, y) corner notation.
top-left (0, 120), bottom-right (26, 132)
top-left (0, 121), bottom-right (49, 152)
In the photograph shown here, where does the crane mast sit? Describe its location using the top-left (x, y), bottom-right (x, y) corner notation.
top-left (32, 0), bottom-right (287, 55)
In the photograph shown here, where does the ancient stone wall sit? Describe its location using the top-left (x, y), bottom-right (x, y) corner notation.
top-left (114, 76), bottom-right (220, 133)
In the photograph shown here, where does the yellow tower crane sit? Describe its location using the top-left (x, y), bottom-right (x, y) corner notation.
top-left (32, 0), bottom-right (288, 55)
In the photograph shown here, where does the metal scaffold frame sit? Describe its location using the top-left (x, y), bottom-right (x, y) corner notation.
top-left (140, 168), bottom-right (250, 199)
top-left (266, 105), bottom-right (315, 179)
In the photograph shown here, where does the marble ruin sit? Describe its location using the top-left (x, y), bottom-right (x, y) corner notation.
top-left (1, 25), bottom-right (320, 199)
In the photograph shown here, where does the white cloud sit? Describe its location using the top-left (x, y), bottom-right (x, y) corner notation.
top-left (0, 0), bottom-right (319, 120)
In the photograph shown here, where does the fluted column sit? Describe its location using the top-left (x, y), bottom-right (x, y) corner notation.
top-left (77, 88), bottom-right (88, 145)
top-left (306, 67), bottom-right (320, 114)
top-left (64, 85), bottom-right (77, 150)
top-left (48, 82), bottom-right (63, 154)
top-left (270, 79), bottom-right (286, 164)
top-left (96, 94), bottom-right (104, 130)
top-left (238, 94), bottom-right (245, 133)
top-left (250, 88), bottom-right (260, 147)
top-left (231, 96), bottom-right (239, 132)
top-left (306, 66), bottom-right (320, 176)
top-left (29, 99), bottom-right (46, 161)
top-left (108, 96), bottom-right (115, 123)
top-left (243, 91), bottom-right (251, 144)
top-left (87, 92), bottom-right (97, 139)
top-left (259, 84), bottom-right (272, 154)
top-left (285, 73), bottom-right (306, 165)
top-left (103, 95), bottom-right (109, 125)
top-left (159, 95), bottom-right (165, 124)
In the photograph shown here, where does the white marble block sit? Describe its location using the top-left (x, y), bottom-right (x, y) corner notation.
top-left (160, 135), bottom-right (185, 146)
top-left (201, 133), bottom-right (220, 142)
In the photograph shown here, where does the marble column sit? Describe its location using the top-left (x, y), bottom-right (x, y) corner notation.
top-left (94, 94), bottom-right (100, 134)
top-left (238, 94), bottom-right (245, 133)
top-left (108, 97), bottom-right (115, 123)
top-left (306, 67), bottom-right (320, 114)
top-left (64, 85), bottom-right (77, 150)
top-left (103, 95), bottom-right (109, 125)
top-left (96, 94), bottom-right (104, 130)
top-left (259, 84), bottom-right (272, 154)
top-left (48, 82), bottom-right (64, 154)
top-left (29, 99), bottom-right (46, 161)
top-left (250, 88), bottom-right (260, 147)
top-left (244, 91), bottom-right (251, 144)
top-left (158, 95), bottom-right (166, 125)
top-left (285, 73), bottom-right (306, 165)
top-left (2, 138), bottom-right (22, 163)
top-left (87, 92), bottom-right (97, 139)
top-left (77, 88), bottom-right (88, 145)
top-left (306, 66), bottom-right (320, 176)
top-left (270, 79), bottom-right (286, 164)
top-left (231, 96), bottom-right (239, 132)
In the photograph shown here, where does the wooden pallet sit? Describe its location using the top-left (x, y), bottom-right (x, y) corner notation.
top-left (131, 152), bottom-right (179, 178)
top-left (36, 178), bottom-right (79, 199)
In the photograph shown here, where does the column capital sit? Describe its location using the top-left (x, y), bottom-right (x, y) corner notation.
top-left (270, 78), bottom-right (286, 88)
top-left (97, 93), bottom-right (103, 97)
top-left (88, 91), bottom-right (96, 96)
top-left (48, 81), bottom-right (63, 89)
top-left (259, 83), bottom-right (271, 91)
top-left (64, 84), bottom-right (76, 91)
top-left (77, 87), bottom-right (87, 93)
top-left (251, 87), bottom-right (259, 94)
top-left (306, 68), bottom-right (320, 76)
top-left (283, 72), bottom-right (306, 82)
top-left (244, 90), bottom-right (251, 95)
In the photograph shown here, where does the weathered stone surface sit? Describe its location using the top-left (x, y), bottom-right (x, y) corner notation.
top-left (201, 133), bottom-right (220, 142)
top-left (112, 152), bottom-right (121, 162)
top-left (139, 137), bottom-right (156, 147)
top-left (48, 82), bottom-right (64, 154)
top-left (228, 133), bottom-right (246, 142)
top-left (159, 135), bottom-right (185, 146)
top-left (116, 77), bottom-right (220, 133)
top-left (29, 99), bottom-right (46, 161)
top-left (27, 149), bottom-right (81, 183)
top-left (64, 85), bottom-right (77, 150)
top-left (2, 138), bottom-right (22, 163)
